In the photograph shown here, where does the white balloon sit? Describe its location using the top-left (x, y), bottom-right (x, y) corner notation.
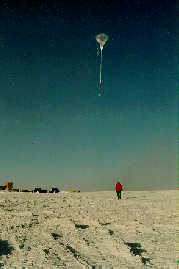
top-left (96, 33), bottom-right (109, 50)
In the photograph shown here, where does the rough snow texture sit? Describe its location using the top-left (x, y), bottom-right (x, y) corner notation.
top-left (0, 190), bottom-right (177, 268)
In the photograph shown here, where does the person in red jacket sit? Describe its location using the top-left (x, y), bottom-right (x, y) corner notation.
top-left (115, 181), bottom-right (123, 199)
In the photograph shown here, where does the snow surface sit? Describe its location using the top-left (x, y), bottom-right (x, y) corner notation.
top-left (0, 190), bottom-right (177, 268)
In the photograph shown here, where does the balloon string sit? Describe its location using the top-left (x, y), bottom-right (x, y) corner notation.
top-left (100, 49), bottom-right (103, 88)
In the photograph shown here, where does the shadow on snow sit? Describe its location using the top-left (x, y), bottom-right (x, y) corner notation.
top-left (124, 242), bottom-right (152, 265)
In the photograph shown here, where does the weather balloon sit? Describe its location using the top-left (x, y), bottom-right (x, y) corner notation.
top-left (96, 33), bottom-right (108, 94)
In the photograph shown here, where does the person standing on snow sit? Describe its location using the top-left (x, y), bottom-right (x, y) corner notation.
top-left (115, 181), bottom-right (123, 199)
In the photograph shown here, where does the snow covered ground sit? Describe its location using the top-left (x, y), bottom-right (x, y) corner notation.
top-left (0, 190), bottom-right (177, 268)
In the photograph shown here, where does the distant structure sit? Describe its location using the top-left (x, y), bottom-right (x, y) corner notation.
top-left (0, 181), bottom-right (62, 193)
top-left (0, 185), bottom-right (6, 191)
top-left (34, 188), bottom-right (42, 193)
top-left (0, 182), bottom-right (14, 191)
top-left (21, 189), bottom-right (31, 192)
top-left (12, 188), bottom-right (20, 192)
top-left (49, 187), bottom-right (60, 193)
top-left (33, 187), bottom-right (60, 193)
top-left (5, 182), bottom-right (13, 190)
top-left (34, 188), bottom-right (48, 193)
top-left (40, 190), bottom-right (48, 193)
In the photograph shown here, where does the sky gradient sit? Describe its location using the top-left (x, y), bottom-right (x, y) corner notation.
top-left (0, 0), bottom-right (177, 191)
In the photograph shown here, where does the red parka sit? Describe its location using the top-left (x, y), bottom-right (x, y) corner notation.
top-left (115, 182), bottom-right (123, 191)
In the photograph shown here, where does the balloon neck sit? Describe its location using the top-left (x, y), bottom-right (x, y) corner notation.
top-left (100, 45), bottom-right (103, 51)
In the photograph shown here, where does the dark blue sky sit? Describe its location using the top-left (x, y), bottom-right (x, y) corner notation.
top-left (0, 0), bottom-right (177, 191)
